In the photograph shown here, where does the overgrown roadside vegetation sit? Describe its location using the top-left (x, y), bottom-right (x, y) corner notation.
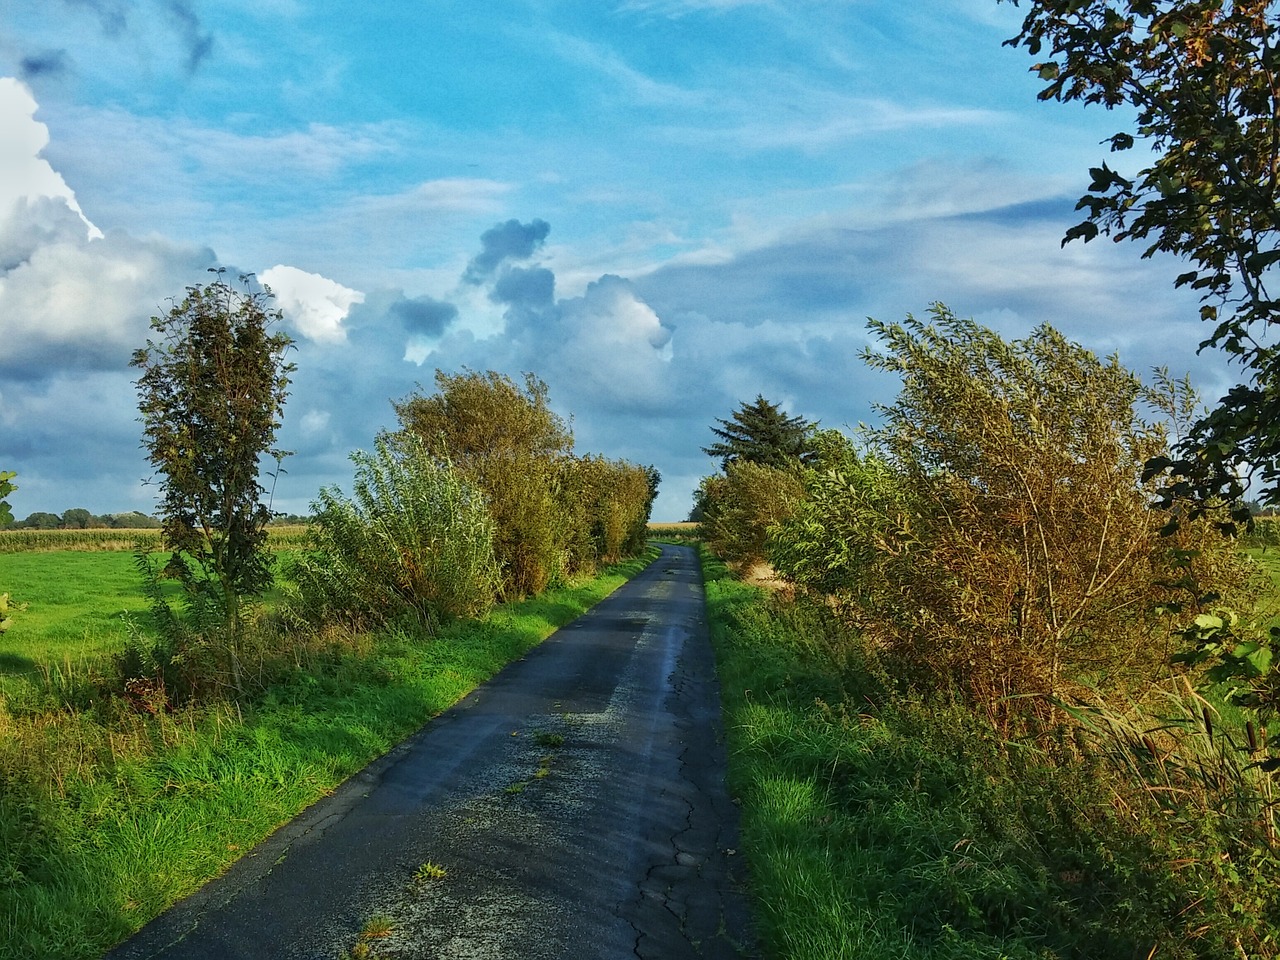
top-left (0, 548), bottom-right (656, 960)
top-left (696, 310), bottom-right (1280, 958)
top-left (704, 547), bottom-right (1280, 959)
top-left (2, 279), bottom-right (663, 959)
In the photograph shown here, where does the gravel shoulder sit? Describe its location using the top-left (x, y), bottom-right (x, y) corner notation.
top-left (106, 543), bottom-right (757, 960)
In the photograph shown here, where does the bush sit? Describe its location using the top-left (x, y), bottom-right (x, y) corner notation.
top-left (697, 461), bottom-right (805, 568)
top-left (393, 370), bottom-right (572, 598)
top-left (769, 306), bottom-right (1258, 720)
top-left (557, 455), bottom-right (655, 571)
top-left (289, 435), bottom-right (500, 628)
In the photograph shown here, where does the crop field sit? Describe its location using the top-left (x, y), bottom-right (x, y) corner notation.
top-left (0, 524), bottom-right (310, 553)
top-left (645, 521), bottom-right (699, 542)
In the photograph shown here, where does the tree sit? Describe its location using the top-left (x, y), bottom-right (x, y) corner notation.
top-left (17, 512), bottom-right (60, 530)
top-left (0, 472), bottom-right (14, 528)
top-left (698, 460), bottom-right (806, 568)
top-left (393, 370), bottom-right (574, 597)
top-left (1004, 0), bottom-right (1280, 518)
top-left (769, 306), bottom-right (1254, 720)
top-left (60, 508), bottom-right (91, 529)
top-left (702, 395), bottom-right (815, 470)
top-left (395, 368), bottom-right (574, 466)
top-left (131, 272), bottom-right (294, 693)
top-left (767, 429), bottom-right (914, 604)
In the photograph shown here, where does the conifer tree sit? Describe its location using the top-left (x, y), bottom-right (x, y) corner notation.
top-left (702, 395), bottom-right (815, 470)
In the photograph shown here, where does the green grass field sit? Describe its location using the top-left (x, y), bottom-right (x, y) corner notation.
top-left (0, 550), bottom-right (297, 694)
top-left (3, 551), bottom-right (160, 672)
top-left (0, 544), bottom-right (659, 959)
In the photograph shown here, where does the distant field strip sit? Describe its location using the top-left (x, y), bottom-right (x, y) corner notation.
top-left (0, 526), bottom-right (310, 553)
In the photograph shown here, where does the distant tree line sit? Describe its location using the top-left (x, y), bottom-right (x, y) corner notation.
top-left (6, 509), bottom-right (163, 530)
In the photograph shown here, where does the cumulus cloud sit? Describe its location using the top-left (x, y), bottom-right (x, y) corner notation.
top-left (428, 221), bottom-right (684, 420)
top-left (389, 294), bottom-right (458, 337)
top-left (492, 265), bottom-right (556, 310)
top-left (0, 78), bottom-right (101, 241)
top-left (463, 218), bottom-right (551, 284)
top-left (0, 77), bottom-right (214, 383)
top-left (0, 230), bottom-right (215, 378)
top-left (261, 264), bottom-right (364, 344)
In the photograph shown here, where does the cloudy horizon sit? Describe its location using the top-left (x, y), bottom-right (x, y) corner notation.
top-left (0, 1), bottom-right (1244, 522)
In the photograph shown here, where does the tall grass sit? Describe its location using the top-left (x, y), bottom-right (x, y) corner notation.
top-left (0, 548), bottom-right (657, 960)
top-left (289, 437), bottom-right (500, 628)
top-left (703, 546), bottom-right (1280, 960)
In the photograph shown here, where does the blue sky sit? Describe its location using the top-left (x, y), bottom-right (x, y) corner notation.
top-left (0, 0), bottom-right (1241, 521)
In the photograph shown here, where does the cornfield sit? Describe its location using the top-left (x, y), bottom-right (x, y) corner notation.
top-left (0, 525), bottom-right (310, 554)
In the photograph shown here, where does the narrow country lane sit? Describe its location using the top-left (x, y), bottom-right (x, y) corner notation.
top-left (106, 543), bottom-right (757, 960)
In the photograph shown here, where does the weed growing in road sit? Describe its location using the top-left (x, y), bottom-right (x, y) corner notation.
top-left (345, 912), bottom-right (395, 959)
top-left (532, 729), bottom-right (563, 748)
top-left (414, 861), bottom-right (447, 883)
top-left (360, 914), bottom-right (395, 938)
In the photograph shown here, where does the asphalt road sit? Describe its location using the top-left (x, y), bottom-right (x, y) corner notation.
top-left (106, 543), bottom-right (757, 960)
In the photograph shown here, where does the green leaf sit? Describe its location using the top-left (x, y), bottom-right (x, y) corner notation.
top-left (1232, 642), bottom-right (1273, 676)
top-left (1244, 249), bottom-right (1280, 273)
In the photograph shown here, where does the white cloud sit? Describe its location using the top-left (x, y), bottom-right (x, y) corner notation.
top-left (0, 228), bottom-right (214, 375)
top-left (0, 78), bottom-right (213, 376)
top-left (344, 178), bottom-right (514, 219)
top-left (299, 409), bottom-right (331, 435)
top-left (544, 33), bottom-right (707, 108)
top-left (0, 77), bottom-right (101, 241)
top-left (0, 77), bottom-right (217, 383)
top-left (261, 264), bottom-right (364, 344)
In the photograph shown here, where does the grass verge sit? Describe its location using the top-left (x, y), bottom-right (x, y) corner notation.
top-left (0, 547), bottom-right (657, 960)
top-left (701, 546), bottom-right (1280, 960)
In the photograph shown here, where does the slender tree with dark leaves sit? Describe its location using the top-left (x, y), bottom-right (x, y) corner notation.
top-left (132, 271), bottom-right (294, 693)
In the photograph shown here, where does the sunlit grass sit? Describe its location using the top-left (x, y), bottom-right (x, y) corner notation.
top-left (0, 547), bottom-right (657, 960)
top-left (701, 545), bottom-right (1278, 960)
top-left (0, 551), bottom-right (298, 694)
